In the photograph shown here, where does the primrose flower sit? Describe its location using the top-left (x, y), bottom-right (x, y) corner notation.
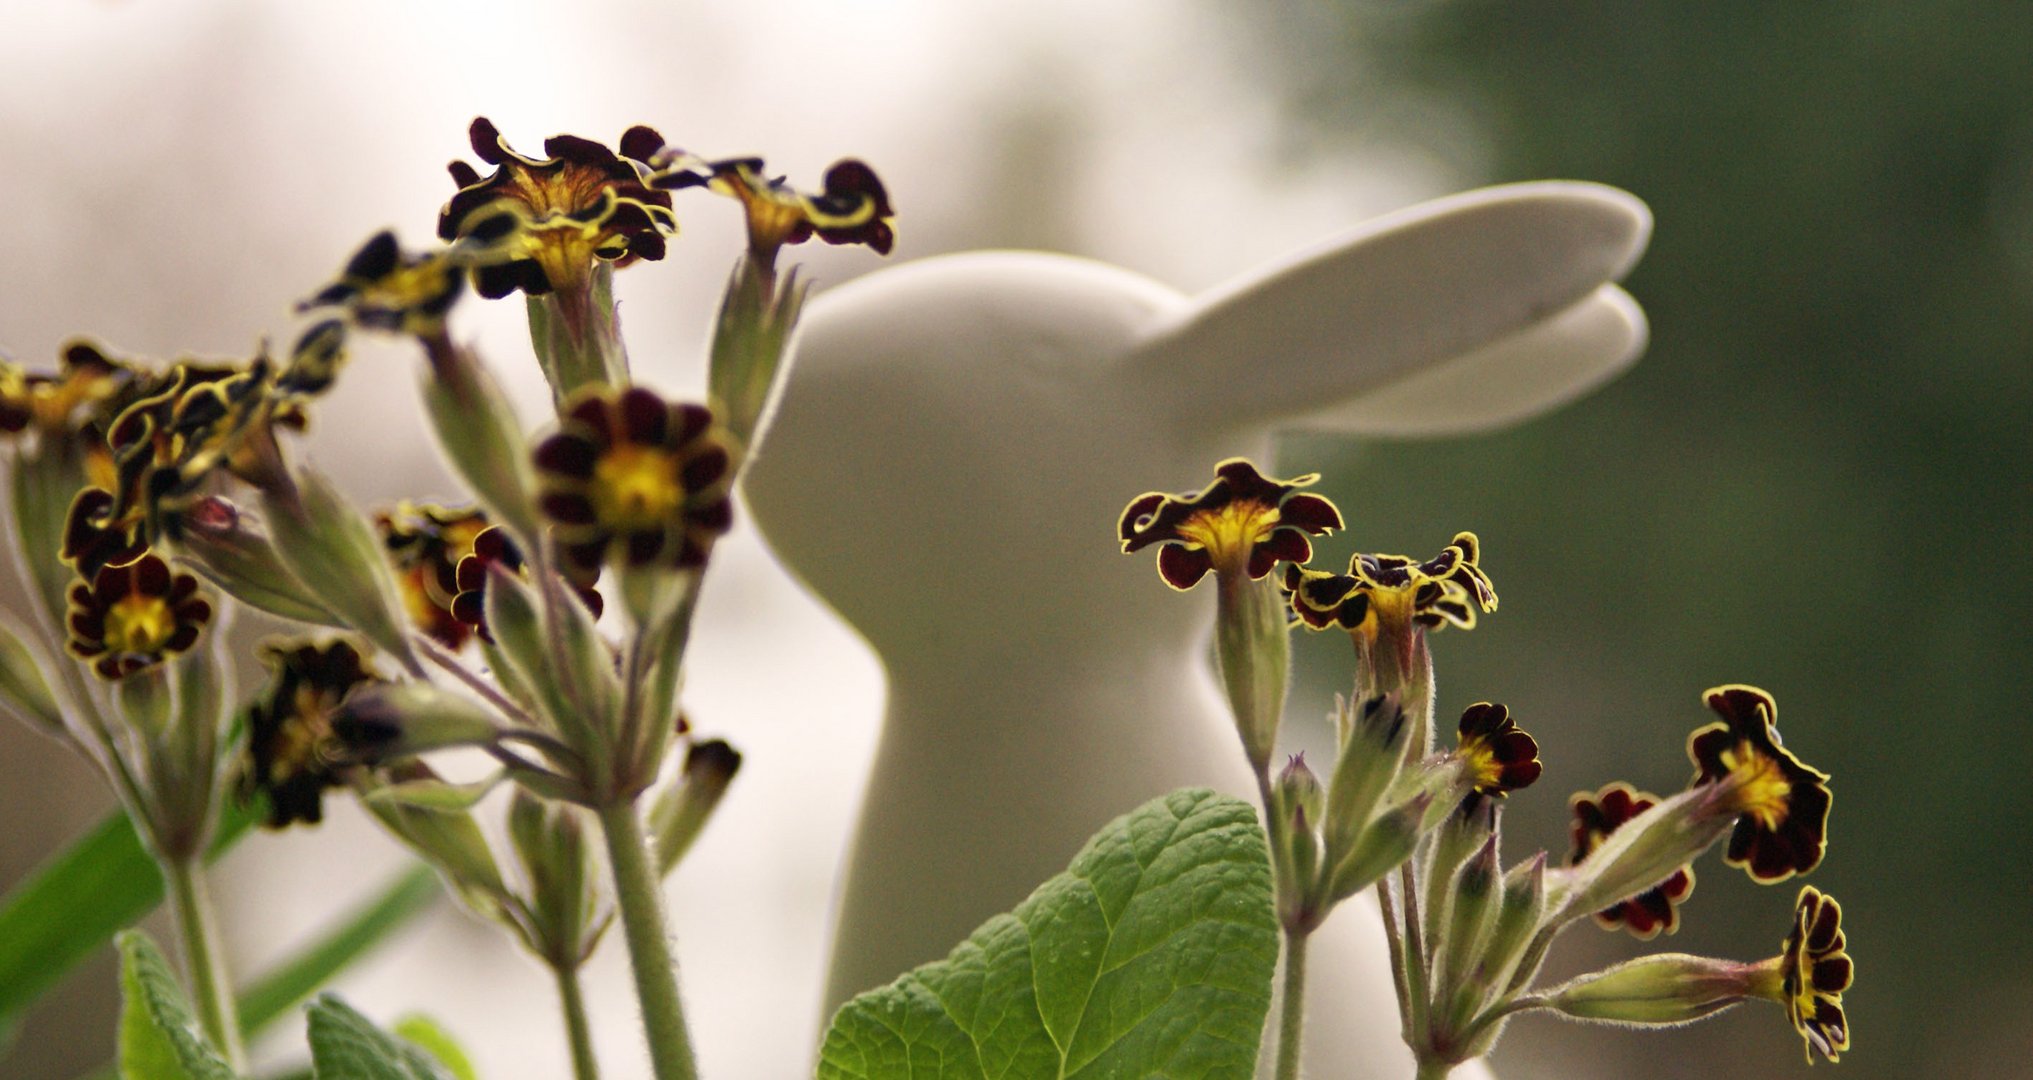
top-left (65, 554), bottom-right (212, 679)
top-left (449, 524), bottom-right (603, 641)
top-left (1775, 885), bottom-right (1853, 1062)
top-left (73, 356), bottom-right (307, 556)
top-left (1282, 531), bottom-right (1496, 634)
top-left (647, 151), bottom-right (894, 270)
top-left (1453, 701), bottom-right (1542, 797)
top-left (376, 502), bottom-right (491, 649)
top-left (534, 386), bottom-right (736, 583)
top-left (241, 638), bottom-right (385, 828)
top-left (1118, 458), bottom-right (1342, 591)
top-left (437, 117), bottom-right (676, 301)
top-left (302, 230), bottom-right (465, 338)
top-left (1688, 685), bottom-right (1832, 883)
top-left (1568, 782), bottom-right (1696, 938)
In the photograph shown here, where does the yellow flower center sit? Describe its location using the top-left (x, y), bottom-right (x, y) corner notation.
top-left (1722, 739), bottom-right (1793, 829)
top-left (591, 444), bottom-right (684, 531)
top-left (103, 594), bottom-right (175, 655)
top-left (1460, 739), bottom-right (1504, 792)
top-left (1174, 500), bottom-right (1278, 576)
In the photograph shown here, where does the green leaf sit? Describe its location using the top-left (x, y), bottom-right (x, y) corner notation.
top-left (238, 867), bottom-right (440, 1035)
top-left (0, 799), bottom-right (259, 1035)
top-left (816, 788), bottom-right (1279, 1080)
top-left (389, 1016), bottom-right (477, 1080)
top-left (304, 995), bottom-right (453, 1080)
top-left (115, 930), bottom-right (237, 1080)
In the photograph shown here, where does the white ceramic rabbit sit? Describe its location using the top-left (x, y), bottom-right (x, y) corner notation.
top-left (744, 181), bottom-right (1651, 1077)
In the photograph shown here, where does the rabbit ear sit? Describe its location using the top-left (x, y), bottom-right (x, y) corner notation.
top-left (1291, 284), bottom-right (1646, 436)
top-left (1118, 181), bottom-right (1651, 434)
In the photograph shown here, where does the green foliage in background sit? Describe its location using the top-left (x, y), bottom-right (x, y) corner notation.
top-left (817, 789), bottom-right (1279, 1080)
top-left (1236, 2), bottom-right (2033, 1076)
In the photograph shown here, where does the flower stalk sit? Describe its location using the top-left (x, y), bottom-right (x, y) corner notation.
top-left (163, 855), bottom-right (245, 1069)
top-left (596, 801), bottom-right (698, 1080)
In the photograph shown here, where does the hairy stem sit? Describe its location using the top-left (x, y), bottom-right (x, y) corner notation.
top-left (1376, 880), bottom-right (1414, 1040)
top-left (1273, 927), bottom-right (1311, 1080)
top-left (554, 963), bottom-right (602, 1080)
top-left (1415, 1058), bottom-right (1453, 1080)
top-left (163, 856), bottom-right (244, 1069)
top-left (596, 801), bottom-right (697, 1080)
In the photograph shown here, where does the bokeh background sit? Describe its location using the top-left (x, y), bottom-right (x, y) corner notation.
top-left (2, 1), bottom-right (2028, 1078)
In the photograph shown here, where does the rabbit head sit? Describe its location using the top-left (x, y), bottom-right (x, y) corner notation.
top-left (745, 182), bottom-right (1649, 672)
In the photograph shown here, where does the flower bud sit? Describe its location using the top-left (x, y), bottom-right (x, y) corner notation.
top-left (419, 347), bottom-right (540, 547)
top-left (1432, 834), bottom-right (1502, 1013)
top-left (262, 468), bottom-right (420, 671)
top-left (510, 788), bottom-right (601, 967)
top-left (1326, 792), bottom-right (1431, 900)
top-left (334, 682), bottom-right (504, 764)
top-left (1424, 795), bottom-right (1498, 941)
top-left (1322, 693), bottom-right (1411, 865)
top-left (652, 738), bottom-right (743, 875)
top-left (177, 497), bottom-right (338, 627)
top-left (708, 257), bottom-right (806, 451)
top-left (0, 618), bottom-right (63, 736)
top-left (1481, 853), bottom-right (1549, 993)
top-left (366, 763), bottom-right (509, 920)
top-left (1548, 953), bottom-right (1757, 1026)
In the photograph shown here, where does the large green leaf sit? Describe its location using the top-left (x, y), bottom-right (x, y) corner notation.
top-left (0, 799), bottom-right (259, 1034)
top-left (115, 930), bottom-right (236, 1080)
top-left (816, 788), bottom-right (1279, 1080)
top-left (304, 995), bottom-right (453, 1080)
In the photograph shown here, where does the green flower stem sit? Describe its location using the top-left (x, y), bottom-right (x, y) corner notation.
top-left (1399, 864), bottom-right (1431, 1046)
top-left (596, 801), bottom-right (697, 1080)
top-left (1376, 880), bottom-right (1414, 1040)
top-left (554, 963), bottom-right (602, 1080)
top-left (1273, 927), bottom-right (1311, 1080)
top-left (1415, 1058), bottom-right (1453, 1080)
top-left (163, 855), bottom-right (244, 1069)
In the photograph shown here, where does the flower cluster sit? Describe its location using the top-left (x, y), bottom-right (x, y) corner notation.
top-left (1117, 458), bottom-right (1850, 1074)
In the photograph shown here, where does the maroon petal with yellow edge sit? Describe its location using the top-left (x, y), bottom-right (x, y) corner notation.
top-left (1780, 885), bottom-right (1853, 1062)
top-left (1568, 782), bottom-right (1696, 939)
top-left (1687, 684), bottom-right (1832, 884)
top-left (438, 117), bottom-right (676, 298)
top-left (533, 385), bottom-right (738, 581)
top-left (1118, 458), bottom-right (1340, 590)
top-left (64, 553), bottom-right (211, 680)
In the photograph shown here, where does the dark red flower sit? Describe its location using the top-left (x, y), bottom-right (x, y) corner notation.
top-left (533, 386), bottom-right (735, 582)
top-left (437, 117), bottom-right (676, 299)
top-left (240, 639), bottom-right (385, 828)
top-left (1568, 782), bottom-right (1696, 939)
top-left (1455, 702), bottom-right (1541, 797)
top-left (1687, 685), bottom-right (1832, 884)
top-left (65, 554), bottom-right (211, 679)
top-left (1119, 459), bottom-right (1342, 591)
top-left (1779, 885), bottom-right (1853, 1062)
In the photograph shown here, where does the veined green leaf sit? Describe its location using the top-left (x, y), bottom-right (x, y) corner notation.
top-left (115, 930), bottom-right (236, 1080)
top-left (816, 788), bottom-right (1279, 1080)
top-left (304, 995), bottom-right (453, 1080)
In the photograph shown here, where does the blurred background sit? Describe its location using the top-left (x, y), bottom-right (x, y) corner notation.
top-left (1, 1), bottom-right (2028, 1078)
